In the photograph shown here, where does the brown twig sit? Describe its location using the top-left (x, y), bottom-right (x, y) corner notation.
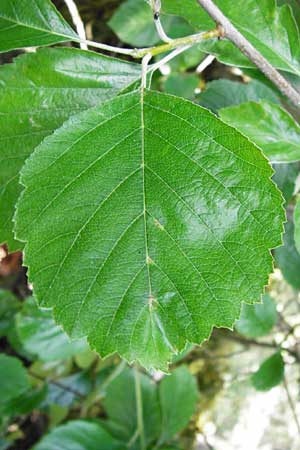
top-left (283, 375), bottom-right (300, 435)
top-left (223, 333), bottom-right (300, 363)
top-left (29, 371), bottom-right (84, 399)
top-left (197, 0), bottom-right (300, 107)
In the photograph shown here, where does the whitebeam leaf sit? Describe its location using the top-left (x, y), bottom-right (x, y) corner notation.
top-left (15, 90), bottom-right (284, 370)
top-left (0, 0), bottom-right (78, 52)
top-left (0, 47), bottom-right (140, 251)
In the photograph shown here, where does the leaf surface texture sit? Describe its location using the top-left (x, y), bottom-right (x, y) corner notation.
top-left (15, 90), bottom-right (284, 370)
top-left (0, 47), bottom-right (140, 250)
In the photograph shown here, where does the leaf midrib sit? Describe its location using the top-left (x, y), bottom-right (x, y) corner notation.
top-left (0, 13), bottom-right (77, 42)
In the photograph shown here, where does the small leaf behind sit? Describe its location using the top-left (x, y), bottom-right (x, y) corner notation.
top-left (251, 352), bottom-right (284, 391)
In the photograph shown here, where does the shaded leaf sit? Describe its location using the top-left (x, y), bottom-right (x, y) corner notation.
top-left (0, 47), bottom-right (140, 251)
top-left (16, 297), bottom-right (87, 361)
top-left (4, 384), bottom-right (47, 416)
top-left (158, 366), bottom-right (198, 443)
top-left (46, 372), bottom-right (91, 407)
top-left (198, 79), bottom-right (279, 113)
top-left (15, 90), bottom-right (284, 370)
top-left (109, 0), bottom-right (193, 46)
top-left (219, 101), bottom-right (300, 163)
top-left (33, 420), bottom-right (123, 450)
top-left (272, 163), bottom-right (300, 203)
top-left (274, 219), bottom-right (300, 289)
top-left (163, 73), bottom-right (199, 100)
top-left (235, 293), bottom-right (277, 338)
top-left (102, 367), bottom-right (161, 446)
top-left (0, 290), bottom-right (21, 338)
top-left (251, 352), bottom-right (284, 391)
top-left (0, 0), bottom-right (78, 52)
top-left (0, 354), bottom-right (30, 405)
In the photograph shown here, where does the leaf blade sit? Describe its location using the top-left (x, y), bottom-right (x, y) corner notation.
top-left (15, 90), bottom-right (285, 370)
top-left (219, 101), bottom-right (300, 163)
top-left (0, 47), bottom-right (140, 251)
top-left (0, 0), bottom-right (79, 52)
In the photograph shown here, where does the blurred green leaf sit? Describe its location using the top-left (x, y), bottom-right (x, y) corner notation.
top-left (0, 354), bottom-right (30, 406)
top-left (235, 294), bottom-right (277, 338)
top-left (272, 163), bottom-right (300, 204)
top-left (220, 101), bottom-right (300, 163)
top-left (74, 349), bottom-right (97, 370)
top-left (158, 366), bottom-right (198, 444)
top-left (46, 372), bottom-right (91, 408)
top-left (274, 219), bottom-right (300, 289)
top-left (163, 73), bottom-right (199, 99)
top-left (102, 367), bottom-right (161, 446)
top-left (251, 352), bottom-right (284, 391)
top-left (198, 80), bottom-right (279, 113)
top-left (33, 420), bottom-right (123, 450)
top-left (16, 297), bottom-right (87, 361)
top-left (109, 0), bottom-right (193, 46)
top-left (4, 385), bottom-right (47, 416)
top-left (0, 290), bottom-right (20, 338)
top-left (278, 0), bottom-right (300, 24)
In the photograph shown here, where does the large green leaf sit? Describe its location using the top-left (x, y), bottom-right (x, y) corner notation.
top-left (15, 90), bottom-right (284, 370)
top-left (0, 0), bottom-right (79, 52)
top-left (220, 101), bottom-right (300, 163)
top-left (158, 366), bottom-right (198, 444)
top-left (33, 420), bottom-right (123, 450)
top-left (235, 293), bottom-right (277, 338)
top-left (251, 352), bottom-right (284, 391)
top-left (163, 0), bottom-right (300, 76)
top-left (274, 219), bottom-right (300, 289)
top-left (0, 47), bottom-right (140, 251)
top-left (0, 354), bottom-right (30, 405)
top-left (102, 367), bottom-right (161, 446)
top-left (16, 297), bottom-right (87, 361)
top-left (198, 79), bottom-right (279, 114)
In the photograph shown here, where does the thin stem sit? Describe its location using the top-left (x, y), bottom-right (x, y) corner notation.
top-left (283, 375), bottom-right (300, 435)
top-left (138, 28), bottom-right (220, 57)
top-left (197, 0), bottom-right (300, 107)
top-left (196, 54), bottom-right (215, 73)
top-left (78, 28), bottom-right (220, 58)
top-left (79, 39), bottom-right (136, 55)
top-left (64, 0), bottom-right (88, 50)
top-left (134, 366), bottom-right (146, 450)
top-left (223, 333), bottom-right (300, 363)
top-left (29, 371), bottom-right (84, 399)
top-left (142, 53), bottom-right (153, 89)
top-left (151, 0), bottom-right (172, 43)
top-left (149, 45), bottom-right (191, 74)
top-left (154, 15), bottom-right (172, 43)
top-left (98, 359), bottom-right (126, 395)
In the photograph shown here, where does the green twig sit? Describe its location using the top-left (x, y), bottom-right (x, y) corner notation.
top-left (134, 365), bottom-right (146, 450)
top-left (78, 28), bottom-right (220, 59)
